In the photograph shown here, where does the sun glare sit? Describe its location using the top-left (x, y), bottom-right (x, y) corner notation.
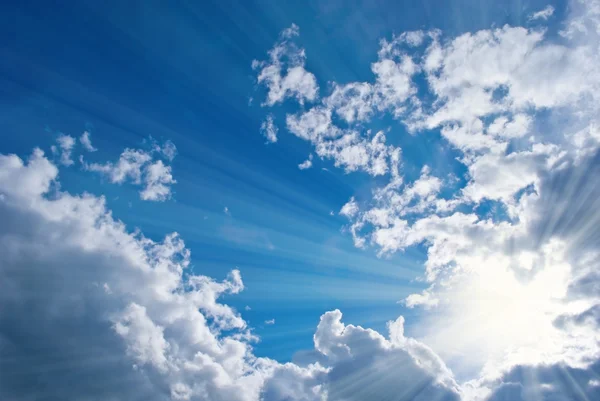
top-left (418, 240), bottom-right (592, 379)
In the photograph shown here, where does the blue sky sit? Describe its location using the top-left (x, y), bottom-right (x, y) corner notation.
top-left (0, 0), bottom-right (507, 360)
top-left (1, 1), bottom-right (600, 400)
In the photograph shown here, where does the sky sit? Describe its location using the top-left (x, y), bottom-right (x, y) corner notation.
top-left (1, 0), bottom-right (600, 400)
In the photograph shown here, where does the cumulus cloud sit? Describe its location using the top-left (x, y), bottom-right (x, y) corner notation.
top-left (0, 149), bottom-right (265, 401)
top-left (254, 25), bottom-right (419, 177)
top-left (141, 160), bottom-right (176, 201)
top-left (0, 148), bottom-right (464, 401)
top-left (253, 1), bottom-right (600, 399)
top-left (0, 148), bottom-right (58, 199)
top-left (83, 140), bottom-right (177, 201)
top-left (311, 310), bottom-right (460, 401)
top-left (252, 24), bottom-right (319, 106)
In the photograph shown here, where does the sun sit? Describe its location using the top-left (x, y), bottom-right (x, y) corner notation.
top-left (414, 239), bottom-right (591, 379)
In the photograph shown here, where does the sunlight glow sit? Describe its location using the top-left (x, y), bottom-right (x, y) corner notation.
top-left (419, 240), bottom-right (595, 379)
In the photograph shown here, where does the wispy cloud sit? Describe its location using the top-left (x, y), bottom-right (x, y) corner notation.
top-left (528, 5), bottom-right (555, 21)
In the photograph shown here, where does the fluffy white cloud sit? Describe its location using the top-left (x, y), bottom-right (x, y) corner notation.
top-left (405, 290), bottom-right (439, 309)
top-left (84, 140), bottom-right (177, 201)
top-left (80, 130), bottom-right (97, 152)
top-left (314, 130), bottom-right (400, 176)
top-left (324, 82), bottom-right (374, 124)
top-left (339, 197), bottom-right (359, 218)
top-left (310, 310), bottom-right (460, 401)
top-left (461, 144), bottom-right (562, 204)
top-left (0, 150), bottom-right (265, 401)
top-left (85, 148), bottom-right (151, 183)
top-left (0, 148), bottom-right (58, 199)
top-left (487, 114), bottom-right (531, 139)
top-left (141, 160), bottom-right (176, 201)
top-left (286, 106), bottom-right (338, 141)
top-left (253, 24), bottom-right (318, 106)
top-left (254, 25), bottom-right (419, 178)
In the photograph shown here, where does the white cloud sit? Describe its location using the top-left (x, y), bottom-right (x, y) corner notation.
top-left (0, 149), bottom-right (266, 401)
top-left (487, 114), bottom-right (531, 139)
top-left (314, 130), bottom-right (400, 176)
top-left (261, 114), bottom-right (278, 143)
top-left (371, 54), bottom-right (418, 116)
top-left (0, 148), bottom-right (58, 199)
top-left (85, 148), bottom-right (152, 184)
top-left (7, 1), bottom-right (600, 399)
top-left (84, 140), bottom-right (177, 202)
top-left (286, 107), bottom-right (338, 141)
top-left (56, 134), bottom-right (76, 166)
top-left (80, 130), bottom-right (97, 152)
top-left (298, 154), bottom-right (313, 170)
top-left (339, 197), bottom-right (359, 218)
top-left (253, 24), bottom-right (319, 106)
top-left (285, 107), bottom-right (405, 176)
top-left (405, 290), bottom-right (439, 309)
top-left (439, 118), bottom-right (507, 154)
top-left (265, 319), bottom-right (275, 325)
top-left (140, 160), bottom-right (176, 201)
top-left (324, 82), bottom-right (374, 124)
top-left (461, 145), bottom-right (558, 204)
top-left (312, 310), bottom-right (460, 400)
top-left (254, 26), bottom-right (417, 181)
top-left (114, 303), bottom-right (171, 372)
top-left (320, 37), bottom-right (421, 124)
top-left (529, 5), bottom-right (555, 21)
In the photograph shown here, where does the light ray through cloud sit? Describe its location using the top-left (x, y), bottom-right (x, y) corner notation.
top-left (1, 0), bottom-right (600, 400)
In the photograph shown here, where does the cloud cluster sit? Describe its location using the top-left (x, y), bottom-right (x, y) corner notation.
top-left (83, 139), bottom-right (178, 201)
top-left (0, 148), bottom-right (461, 401)
top-left (254, 0), bottom-right (600, 399)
